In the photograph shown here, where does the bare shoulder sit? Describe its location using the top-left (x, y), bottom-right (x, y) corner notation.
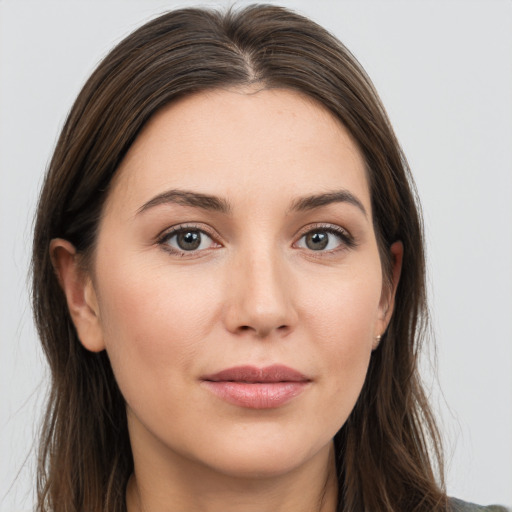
top-left (451, 498), bottom-right (511, 512)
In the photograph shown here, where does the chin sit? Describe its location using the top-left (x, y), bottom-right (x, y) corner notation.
top-left (189, 428), bottom-right (334, 480)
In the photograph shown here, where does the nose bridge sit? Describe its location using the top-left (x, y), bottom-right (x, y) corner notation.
top-left (225, 237), bottom-right (297, 337)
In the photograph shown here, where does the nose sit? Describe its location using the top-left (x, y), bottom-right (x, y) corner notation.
top-left (223, 247), bottom-right (298, 339)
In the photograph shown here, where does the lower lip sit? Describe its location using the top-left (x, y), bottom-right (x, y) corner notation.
top-left (202, 381), bottom-right (309, 409)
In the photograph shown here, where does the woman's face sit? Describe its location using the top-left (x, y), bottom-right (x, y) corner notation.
top-left (67, 88), bottom-right (400, 478)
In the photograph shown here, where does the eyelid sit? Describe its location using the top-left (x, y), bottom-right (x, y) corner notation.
top-left (156, 223), bottom-right (222, 256)
top-left (155, 222), bottom-right (356, 257)
top-left (293, 223), bottom-right (356, 252)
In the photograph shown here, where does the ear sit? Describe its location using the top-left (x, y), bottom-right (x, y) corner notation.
top-left (374, 241), bottom-right (403, 349)
top-left (50, 238), bottom-right (105, 352)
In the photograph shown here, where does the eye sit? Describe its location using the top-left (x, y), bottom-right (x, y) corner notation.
top-left (295, 226), bottom-right (353, 252)
top-left (159, 226), bottom-right (219, 254)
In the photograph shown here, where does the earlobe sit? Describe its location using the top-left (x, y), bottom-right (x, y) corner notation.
top-left (375, 241), bottom-right (403, 347)
top-left (50, 239), bottom-right (105, 353)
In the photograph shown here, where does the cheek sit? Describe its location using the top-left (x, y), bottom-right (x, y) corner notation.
top-left (94, 257), bottom-right (223, 406)
top-left (301, 264), bottom-right (382, 350)
top-left (299, 268), bottom-right (382, 419)
top-left (98, 254), bottom-right (218, 336)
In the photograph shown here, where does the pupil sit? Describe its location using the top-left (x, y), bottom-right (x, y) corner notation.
top-left (306, 232), bottom-right (328, 250)
top-left (177, 231), bottom-right (201, 250)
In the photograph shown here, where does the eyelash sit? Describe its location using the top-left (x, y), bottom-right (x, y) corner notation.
top-left (294, 223), bottom-right (356, 254)
top-left (156, 223), bottom-right (356, 257)
top-left (156, 224), bottom-right (220, 257)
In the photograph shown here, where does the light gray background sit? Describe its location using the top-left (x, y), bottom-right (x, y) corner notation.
top-left (1, 0), bottom-right (511, 510)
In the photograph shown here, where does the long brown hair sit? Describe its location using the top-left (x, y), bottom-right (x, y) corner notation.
top-left (32, 5), bottom-right (448, 511)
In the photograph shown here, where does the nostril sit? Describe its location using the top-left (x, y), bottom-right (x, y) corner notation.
top-left (236, 324), bottom-right (290, 336)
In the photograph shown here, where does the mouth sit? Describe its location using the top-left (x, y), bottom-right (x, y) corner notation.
top-left (201, 365), bottom-right (311, 409)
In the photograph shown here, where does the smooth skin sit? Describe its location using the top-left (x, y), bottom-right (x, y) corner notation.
top-left (51, 88), bottom-right (402, 512)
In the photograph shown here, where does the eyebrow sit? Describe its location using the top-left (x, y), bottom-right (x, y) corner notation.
top-left (137, 188), bottom-right (367, 217)
top-left (137, 189), bottom-right (232, 215)
top-left (289, 190), bottom-right (367, 217)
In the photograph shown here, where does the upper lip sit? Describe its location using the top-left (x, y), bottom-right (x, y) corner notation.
top-left (202, 365), bottom-right (310, 383)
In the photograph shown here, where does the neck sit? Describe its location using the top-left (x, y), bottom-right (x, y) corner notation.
top-left (126, 443), bottom-right (338, 512)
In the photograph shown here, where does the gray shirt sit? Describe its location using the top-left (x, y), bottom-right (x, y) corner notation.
top-left (451, 498), bottom-right (511, 511)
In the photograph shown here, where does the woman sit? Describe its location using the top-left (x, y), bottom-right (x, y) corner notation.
top-left (30, 5), bottom-right (507, 512)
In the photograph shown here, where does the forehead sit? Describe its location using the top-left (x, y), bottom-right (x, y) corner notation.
top-left (106, 87), bottom-right (370, 216)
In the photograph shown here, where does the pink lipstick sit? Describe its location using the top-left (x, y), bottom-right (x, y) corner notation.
top-left (201, 365), bottom-right (310, 409)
